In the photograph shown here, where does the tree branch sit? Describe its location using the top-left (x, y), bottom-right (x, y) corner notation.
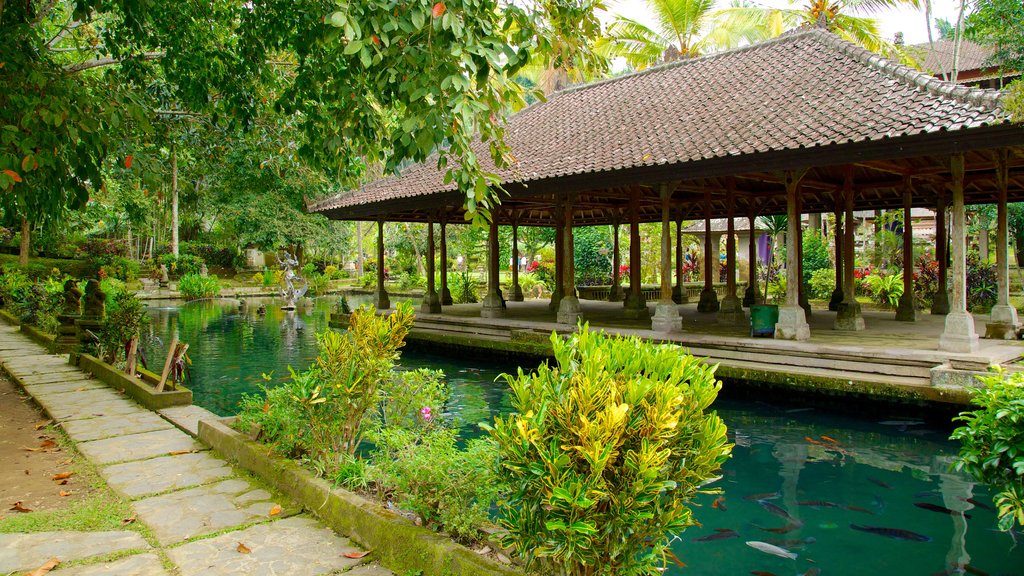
top-left (47, 19), bottom-right (84, 49)
top-left (33, 0), bottom-right (60, 24)
top-left (64, 51), bottom-right (164, 73)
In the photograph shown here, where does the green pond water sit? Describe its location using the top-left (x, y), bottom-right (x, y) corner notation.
top-left (145, 297), bottom-right (1024, 576)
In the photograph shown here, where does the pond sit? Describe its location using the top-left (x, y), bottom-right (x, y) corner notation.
top-left (145, 297), bottom-right (1023, 576)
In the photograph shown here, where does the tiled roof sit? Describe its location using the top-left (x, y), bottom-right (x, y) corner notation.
top-left (908, 39), bottom-right (997, 77)
top-left (309, 28), bottom-right (1007, 217)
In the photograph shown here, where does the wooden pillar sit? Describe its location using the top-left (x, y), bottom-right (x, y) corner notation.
top-left (697, 187), bottom-right (720, 313)
top-left (624, 187), bottom-right (648, 319)
top-left (481, 215), bottom-right (505, 318)
top-left (653, 183), bottom-right (682, 331)
top-left (420, 217), bottom-right (441, 314)
top-left (835, 170), bottom-right (865, 330)
top-left (510, 213), bottom-right (524, 302)
top-left (828, 198), bottom-right (844, 311)
top-left (374, 220), bottom-right (390, 309)
top-left (986, 150), bottom-right (1019, 338)
top-left (776, 171), bottom-right (810, 340)
top-left (609, 213), bottom-right (625, 302)
top-left (719, 181), bottom-right (744, 323)
top-left (549, 200), bottom-right (564, 312)
top-left (895, 180), bottom-right (916, 321)
top-left (557, 197), bottom-right (582, 324)
top-left (932, 193), bottom-right (950, 315)
top-left (797, 192), bottom-right (811, 318)
top-left (439, 215), bottom-right (452, 305)
top-left (939, 154), bottom-right (979, 352)
top-left (672, 214), bottom-right (686, 304)
top-left (743, 205), bottom-right (760, 307)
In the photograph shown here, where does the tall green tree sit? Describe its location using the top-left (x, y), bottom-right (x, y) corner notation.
top-left (965, 0), bottom-right (1024, 75)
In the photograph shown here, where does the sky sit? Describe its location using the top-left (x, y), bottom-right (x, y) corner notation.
top-left (602, 0), bottom-right (964, 46)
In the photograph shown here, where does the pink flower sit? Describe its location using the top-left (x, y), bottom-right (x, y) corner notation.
top-left (420, 406), bottom-right (432, 421)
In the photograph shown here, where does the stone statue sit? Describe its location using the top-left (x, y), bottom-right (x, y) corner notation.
top-left (200, 262), bottom-right (208, 276)
top-left (159, 264), bottom-right (169, 288)
top-left (82, 279), bottom-right (106, 319)
top-left (278, 251), bottom-right (308, 311)
top-left (62, 280), bottom-right (82, 316)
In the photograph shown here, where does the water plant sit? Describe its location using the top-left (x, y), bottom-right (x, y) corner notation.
top-left (951, 369), bottom-right (1024, 532)
top-left (487, 324), bottom-right (732, 575)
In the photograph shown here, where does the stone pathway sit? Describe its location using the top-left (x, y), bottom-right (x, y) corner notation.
top-left (0, 325), bottom-right (391, 576)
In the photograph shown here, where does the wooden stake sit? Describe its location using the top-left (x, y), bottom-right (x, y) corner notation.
top-left (157, 339), bottom-right (177, 392)
top-left (125, 336), bottom-right (139, 377)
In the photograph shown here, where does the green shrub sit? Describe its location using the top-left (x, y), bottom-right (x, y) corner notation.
top-left (93, 255), bottom-right (140, 282)
top-left (951, 369), bottom-right (1024, 531)
top-left (450, 269), bottom-right (478, 304)
top-left (808, 267), bottom-right (836, 300)
top-left (515, 271), bottom-right (544, 298)
top-left (98, 291), bottom-right (149, 365)
top-left (864, 273), bottom-right (903, 308)
top-left (360, 272), bottom-right (376, 289)
top-left (0, 268), bottom-right (32, 309)
top-left (802, 230), bottom-right (831, 285)
top-left (306, 272), bottom-right (329, 296)
top-left (178, 273), bottom-right (221, 301)
top-left (487, 325), bottom-right (732, 575)
top-left (397, 270), bottom-right (425, 291)
top-left (236, 375), bottom-right (311, 459)
top-left (967, 252), bottom-right (997, 313)
top-left (160, 254), bottom-right (206, 277)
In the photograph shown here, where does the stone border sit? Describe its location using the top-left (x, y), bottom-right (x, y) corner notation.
top-left (19, 323), bottom-right (57, 350)
top-left (197, 418), bottom-right (521, 576)
top-left (74, 353), bottom-right (193, 410)
top-left (0, 308), bottom-right (20, 325)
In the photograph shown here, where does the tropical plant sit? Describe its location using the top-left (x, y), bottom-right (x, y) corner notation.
top-left (809, 267), bottom-right (837, 300)
top-left (487, 325), bottom-right (732, 575)
top-left (951, 369), bottom-right (1024, 531)
top-left (98, 292), bottom-right (150, 365)
top-left (758, 214), bottom-right (787, 303)
top-left (913, 254), bottom-right (940, 309)
top-left (864, 272), bottom-right (903, 308)
top-left (599, 0), bottom-right (766, 69)
top-left (967, 252), bottom-right (998, 313)
top-left (177, 273), bottom-right (221, 301)
top-left (802, 230), bottom-right (831, 286)
top-left (451, 269), bottom-right (479, 304)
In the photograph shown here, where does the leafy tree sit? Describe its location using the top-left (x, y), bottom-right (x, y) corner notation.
top-left (965, 0), bottom-right (1024, 74)
top-left (935, 16), bottom-right (956, 39)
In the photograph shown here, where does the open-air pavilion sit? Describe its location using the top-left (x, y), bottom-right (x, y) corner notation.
top-left (310, 26), bottom-right (1024, 396)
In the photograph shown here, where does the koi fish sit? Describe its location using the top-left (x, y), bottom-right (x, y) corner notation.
top-left (746, 541), bottom-right (797, 560)
top-left (867, 477), bottom-right (891, 489)
top-left (712, 497), bottom-right (727, 511)
top-left (745, 492), bottom-right (781, 501)
top-left (850, 523), bottom-right (931, 542)
top-left (765, 536), bottom-right (816, 547)
top-left (759, 499), bottom-right (798, 523)
top-left (820, 435), bottom-right (839, 444)
top-left (755, 523), bottom-right (802, 534)
top-left (915, 502), bottom-right (972, 519)
top-left (798, 500), bottom-right (838, 509)
top-left (693, 528), bottom-right (740, 542)
top-left (960, 497), bottom-right (994, 512)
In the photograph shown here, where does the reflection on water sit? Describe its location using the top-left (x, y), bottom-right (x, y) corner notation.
top-left (146, 297), bottom-right (1023, 575)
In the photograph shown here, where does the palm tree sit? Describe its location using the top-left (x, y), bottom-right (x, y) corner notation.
top-left (717, 0), bottom-right (923, 62)
top-left (598, 0), bottom-right (767, 70)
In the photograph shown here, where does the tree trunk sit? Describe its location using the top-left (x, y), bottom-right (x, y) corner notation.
top-left (19, 216), bottom-right (29, 265)
top-left (171, 144), bottom-right (179, 257)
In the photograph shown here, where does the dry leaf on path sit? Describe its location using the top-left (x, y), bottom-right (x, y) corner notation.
top-left (57, 479), bottom-right (68, 485)
top-left (236, 542), bottom-right (252, 554)
top-left (51, 472), bottom-right (73, 481)
top-left (59, 491), bottom-right (72, 497)
top-left (26, 558), bottom-right (59, 576)
top-left (34, 420), bottom-right (52, 430)
top-left (268, 505), bottom-right (282, 516)
top-left (343, 551), bottom-right (370, 559)
top-left (9, 501), bottom-right (32, 513)
top-left (167, 450), bottom-right (196, 456)
top-left (122, 514), bottom-right (137, 525)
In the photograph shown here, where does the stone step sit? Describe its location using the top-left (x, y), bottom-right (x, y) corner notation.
top-left (410, 326), bottom-right (511, 343)
top-left (686, 346), bottom-right (935, 379)
top-left (714, 356), bottom-right (931, 388)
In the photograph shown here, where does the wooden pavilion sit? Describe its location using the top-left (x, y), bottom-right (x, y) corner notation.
top-left (310, 26), bottom-right (1024, 356)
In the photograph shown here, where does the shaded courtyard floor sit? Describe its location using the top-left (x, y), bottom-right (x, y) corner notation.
top-left (0, 325), bottom-right (391, 576)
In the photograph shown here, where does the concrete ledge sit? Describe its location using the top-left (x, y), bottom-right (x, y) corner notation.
top-left (0, 308), bottom-right (20, 326)
top-left (74, 353), bottom-right (192, 410)
top-left (197, 418), bottom-right (520, 576)
top-left (19, 323), bottom-right (56, 351)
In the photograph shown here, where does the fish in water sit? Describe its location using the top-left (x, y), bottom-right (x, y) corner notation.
top-left (712, 496), bottom-right (728, 511)
top-left (693, 528), bottom-right (740, 542)
top-left (745, 492), bottom-right (781, 501)
top-left (960, 497), bottom-right (994, 512)
top-left (798, 500), bottom-right (839, 509)
top-left (915, 502), bottom-right (972, 519)
top-left (765, 536), bottom-right (816, 547)
top-left (746, 541), bottom-right (798, 560)
top-left (845, 504), bottom-right (876, 515)
top-left (786, 407), bottom-right (815, 413)
top-left (850, 523), bottom-right (931, 542)
top-left (867, 477), bottom-right (892, 489)
top-left (820, 435), bottom-right (840, 444)
top-left (759, 499), bottom-right (798, 523)
top-left (756, 523), bottom-right (802, 534)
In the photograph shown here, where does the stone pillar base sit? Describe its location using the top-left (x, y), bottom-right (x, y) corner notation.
top-left (672, 285), bottom-right (689, 305)
top-left (742, 285), bottom-right (759, 308)
top-left (511, 285), bottom-right (524, 302)
top-left (56, 314), bottom-right (79, 346)
top-left (556, 295), bottom-right (582, 325)
top-left (940, 311), bottom-right (980, 352)
top-left (828, 287), bottom-right (843, 312)
top-left (373, 289), bottom-right (390, 310)
top-left (420, 291), bottom-right (441, 314)
top-left (75, 318), bottom-right (103, 344)
top-left (623, 292), bottom-right (649, 320)
top-left (931, 291), bottom-right (950, 315)
top-left (834, 300), bottom-right (865, 331)
top-left (895, 293), bottom-right (917, 322)
top-left (717, 294), bottom-right (746, 324)
top-left (481, 292), bottom-right (505, 318)
top-left (652, 301), bottom-right (682, 332)
top-left (985, 305), bottom-right (1020, 339)
top-left (548, 288), bottom-right (564, 312)
top-left (609, 284), bottom-right (625, 303)
top-left (774, 305), bottom-right (810, 340)
top-left (697, 288), bottom-right (720, 313)
top-left (441, 288), bottom-right (453, 306)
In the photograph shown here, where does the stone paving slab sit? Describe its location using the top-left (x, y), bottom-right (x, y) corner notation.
top-left (39, 396), bottom-right (147, 421)
top-left (3, 362), bottom-right (81, 376)
top-left (52, 553), bottom-right (171, 576)
top-left (78, 428), bottom-right (205, 465)
top-left (344, 564), bottom-right (395, 576)
top-left (166, 516), bottom-right (365, 576)
top-left (62, 411), bottom-right (174, 442)
top-left (159, 405), bottom-right (222, 437)
top-left (15, 372), bottom-right (97, 386)
top-left (21, 378), bottom-right (108, 394)
top-left (0, 530), bottom-right (150, 573)
top-left (134, 478), bottom-right (286, 545)
top-left (102, 451), bottom-right (234, 498)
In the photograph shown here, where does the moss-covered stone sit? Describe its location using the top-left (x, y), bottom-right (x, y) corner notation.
top-left (74, 353), bottom-right (192, 410)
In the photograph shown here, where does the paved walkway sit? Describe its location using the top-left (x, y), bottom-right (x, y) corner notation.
top-left (0, 325), bottom-right (392, 576)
